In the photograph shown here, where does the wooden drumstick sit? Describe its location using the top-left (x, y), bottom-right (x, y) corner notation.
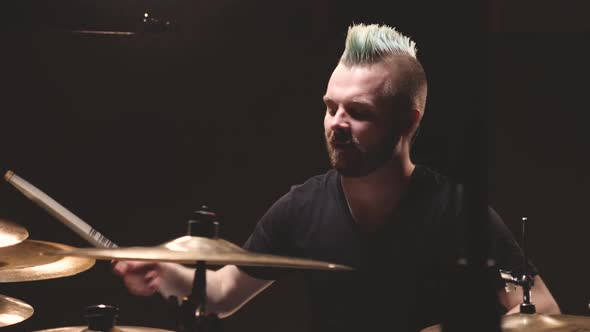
top-left (4, 171), bottom-right (122, 279)
top-left (4, 171), bottom-right (116, 248)
top-left (4, 171), bottom-right (183, 303)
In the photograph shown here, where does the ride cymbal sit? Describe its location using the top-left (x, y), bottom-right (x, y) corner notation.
top-left (0, 240), bottom-right (95, 282)
top-left (45, 235), bottom-right (352, 270)
top-left (0, 219), bottom-right (28, 248)
top-left (0, 294), bottom-right (34, 327)
top-left (421, 313), bottom-right (590, 332)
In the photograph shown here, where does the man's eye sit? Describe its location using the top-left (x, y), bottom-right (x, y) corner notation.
top-left (325, 105), bottom-right (336, 115)
top-left (349, 109), bottom-right (368, 119)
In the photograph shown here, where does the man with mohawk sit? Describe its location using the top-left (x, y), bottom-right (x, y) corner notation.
top-left (114, 23), bottom-right (559, 331)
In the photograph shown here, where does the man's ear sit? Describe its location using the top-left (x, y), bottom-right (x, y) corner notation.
top-left (404, 109), bottom-right (422, 136)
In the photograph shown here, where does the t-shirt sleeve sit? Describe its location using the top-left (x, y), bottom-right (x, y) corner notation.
top-left (238, 191), bottom-right (298, 280)
top-left (488, 206), bottom-right (538, 278)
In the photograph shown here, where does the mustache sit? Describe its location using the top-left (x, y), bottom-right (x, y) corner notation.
top-left (327, 130), bottom-right (359, 145)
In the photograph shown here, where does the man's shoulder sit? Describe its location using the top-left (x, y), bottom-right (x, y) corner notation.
top-left (270, 170), bottom-right (339, 214)
top-left (409, 165), bottom-right (470, 223)
top-left (413, 164), bottom-right (460, 194)
top-left (288, 169), bottom-right (338, 195)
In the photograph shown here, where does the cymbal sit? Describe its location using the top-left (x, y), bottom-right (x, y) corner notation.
top-left (33, 327), bottom-right (172, 332)
top-left (0, 240), bottom-right (95, 282)
top-left (45, 235), bottom-right (353, 271)
top-left (0, 294), bottom-right (34, 327)
top-left (421, 313), bottom-right (590, 332)
top-left (0, 219), bottom-right (28, 248)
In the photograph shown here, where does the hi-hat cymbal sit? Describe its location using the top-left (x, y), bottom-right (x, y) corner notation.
top-left (45, 235), bottom-right (352, 271)
top-left (0, 219), bottom-right (28, 248)
top-left (421, 313), bottom-right (590, 332)
top-left (34, 327), bottom-right (172, 332)
top-left (0, 240), bottom-right (95, 282)
top-left (0, 294), bottom-right (34, 327)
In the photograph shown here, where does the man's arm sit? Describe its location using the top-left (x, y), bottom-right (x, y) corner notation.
top-left (113, 261), bottom-right (273, 318)
top-left (498, 275), bottom-right (560, 315)
top-left (206, 265), bottom-right (274, 317)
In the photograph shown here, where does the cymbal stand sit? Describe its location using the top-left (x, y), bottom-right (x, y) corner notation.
top-left (178, 261), bottom-right (216, 331)
top-left (177, 208), bottom-right (222, 332)
top-left (502, 217), bottom-right (536, 314)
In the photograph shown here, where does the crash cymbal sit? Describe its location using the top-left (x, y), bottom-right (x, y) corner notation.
top-left (421, 313), bottom-right (590, 332)
top-left (0, 240), bottom-right (95, 282)
top-left (0, 294), bottom-right (34, 327)
top-left (45, 235), bottom-right (352, 270)
top-left (0, 219), bottom-right (28, 248)
top-left (33, 327), bottom-right (172, 332)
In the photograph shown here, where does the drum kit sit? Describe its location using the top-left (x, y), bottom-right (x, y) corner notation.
top-left (0, 171), bottom-right (350, 331)
top-left (2, 170), bottom-right (590, 331)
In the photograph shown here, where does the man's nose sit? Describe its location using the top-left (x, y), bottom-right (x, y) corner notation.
top-left (330, 108), bottom-right (350, 131)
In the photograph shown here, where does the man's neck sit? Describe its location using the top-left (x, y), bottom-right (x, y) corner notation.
top-left (341, 158), bottom-right (415, 232)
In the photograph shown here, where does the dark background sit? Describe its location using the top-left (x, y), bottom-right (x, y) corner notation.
top-left (0, 0), bottom-right (589, 331)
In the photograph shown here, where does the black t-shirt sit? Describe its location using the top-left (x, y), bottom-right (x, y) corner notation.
top-left (241, 166), bottom-right (534, 331)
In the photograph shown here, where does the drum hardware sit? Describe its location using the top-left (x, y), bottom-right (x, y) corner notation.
top-left (45, 207), bottom-right (352, 331)
top-left (177, 208), bottom-right (219, 332)
top-left (4, 171), bottom-right (349, 295)
top-left (4, 171), bottom-right (183, 302)
top-left (0, 218), bottom-right (28, 248)
top-left (0, 294), bottom-right (34, 327)
top-left (423, 216), bottom-right (590, 332)
top-left (32, 304), bottom-right (174, 332)
top-left (5, 169), bottom-right (348, 270)
top-left (497, 217), bottom-right (536, 314)
top-left (509, 217), bottom-right (536, 314)
top-left (5, 172), bottom-right (352, 331)
top-left (519, 217), bottom-right (535, 314)
top-left (421, 313), bottom-right (590, 332)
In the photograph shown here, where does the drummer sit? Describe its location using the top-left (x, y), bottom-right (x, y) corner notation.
top-left (113, 23), bottom-right (560, 330)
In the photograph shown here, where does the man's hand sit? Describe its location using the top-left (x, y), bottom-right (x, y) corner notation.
top-left (112, 261), bottom-right (162, 296)
top-left (112, 261), bottom-right (273, 317)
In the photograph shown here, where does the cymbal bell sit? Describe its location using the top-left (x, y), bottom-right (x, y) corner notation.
top-left (45, 235), bottom-right (353, 271)
top-left (421, 313), bottom-right (590, 332)
top-left (0, 294), bottom-right (34, 327)
top-left (0, 219), bottom-right (28, 248)
top-left (0, 240), bottom-right (95, 282)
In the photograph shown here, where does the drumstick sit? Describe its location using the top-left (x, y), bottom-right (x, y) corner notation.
top-left (4, 171), bottom-right (182, 303)
top-left (4, 171), bottom-right (116, 248)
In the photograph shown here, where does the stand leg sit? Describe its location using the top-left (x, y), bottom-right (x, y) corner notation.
top-left (177, 261), bottom-right (222, 332)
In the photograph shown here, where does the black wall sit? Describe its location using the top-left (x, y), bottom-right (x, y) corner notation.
top-left (1, 1), bottom-right (588, 331)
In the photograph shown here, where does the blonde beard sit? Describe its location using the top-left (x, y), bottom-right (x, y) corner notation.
top-left (326, 137), bottom-right (397, 177)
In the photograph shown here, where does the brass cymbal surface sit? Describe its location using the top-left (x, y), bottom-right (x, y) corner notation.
top-left (0, 240), bottom-right (95, 282)
top-left (421, 313), bottom-right (590, 332)
top-left (46, 235), bottom-right (352, 271)
top-left (0, 294), bottom-right (34, 327)
top-left (0, 219), bottom-right (28, 248)
top-left (33, 326), bottom-right (173, 332)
